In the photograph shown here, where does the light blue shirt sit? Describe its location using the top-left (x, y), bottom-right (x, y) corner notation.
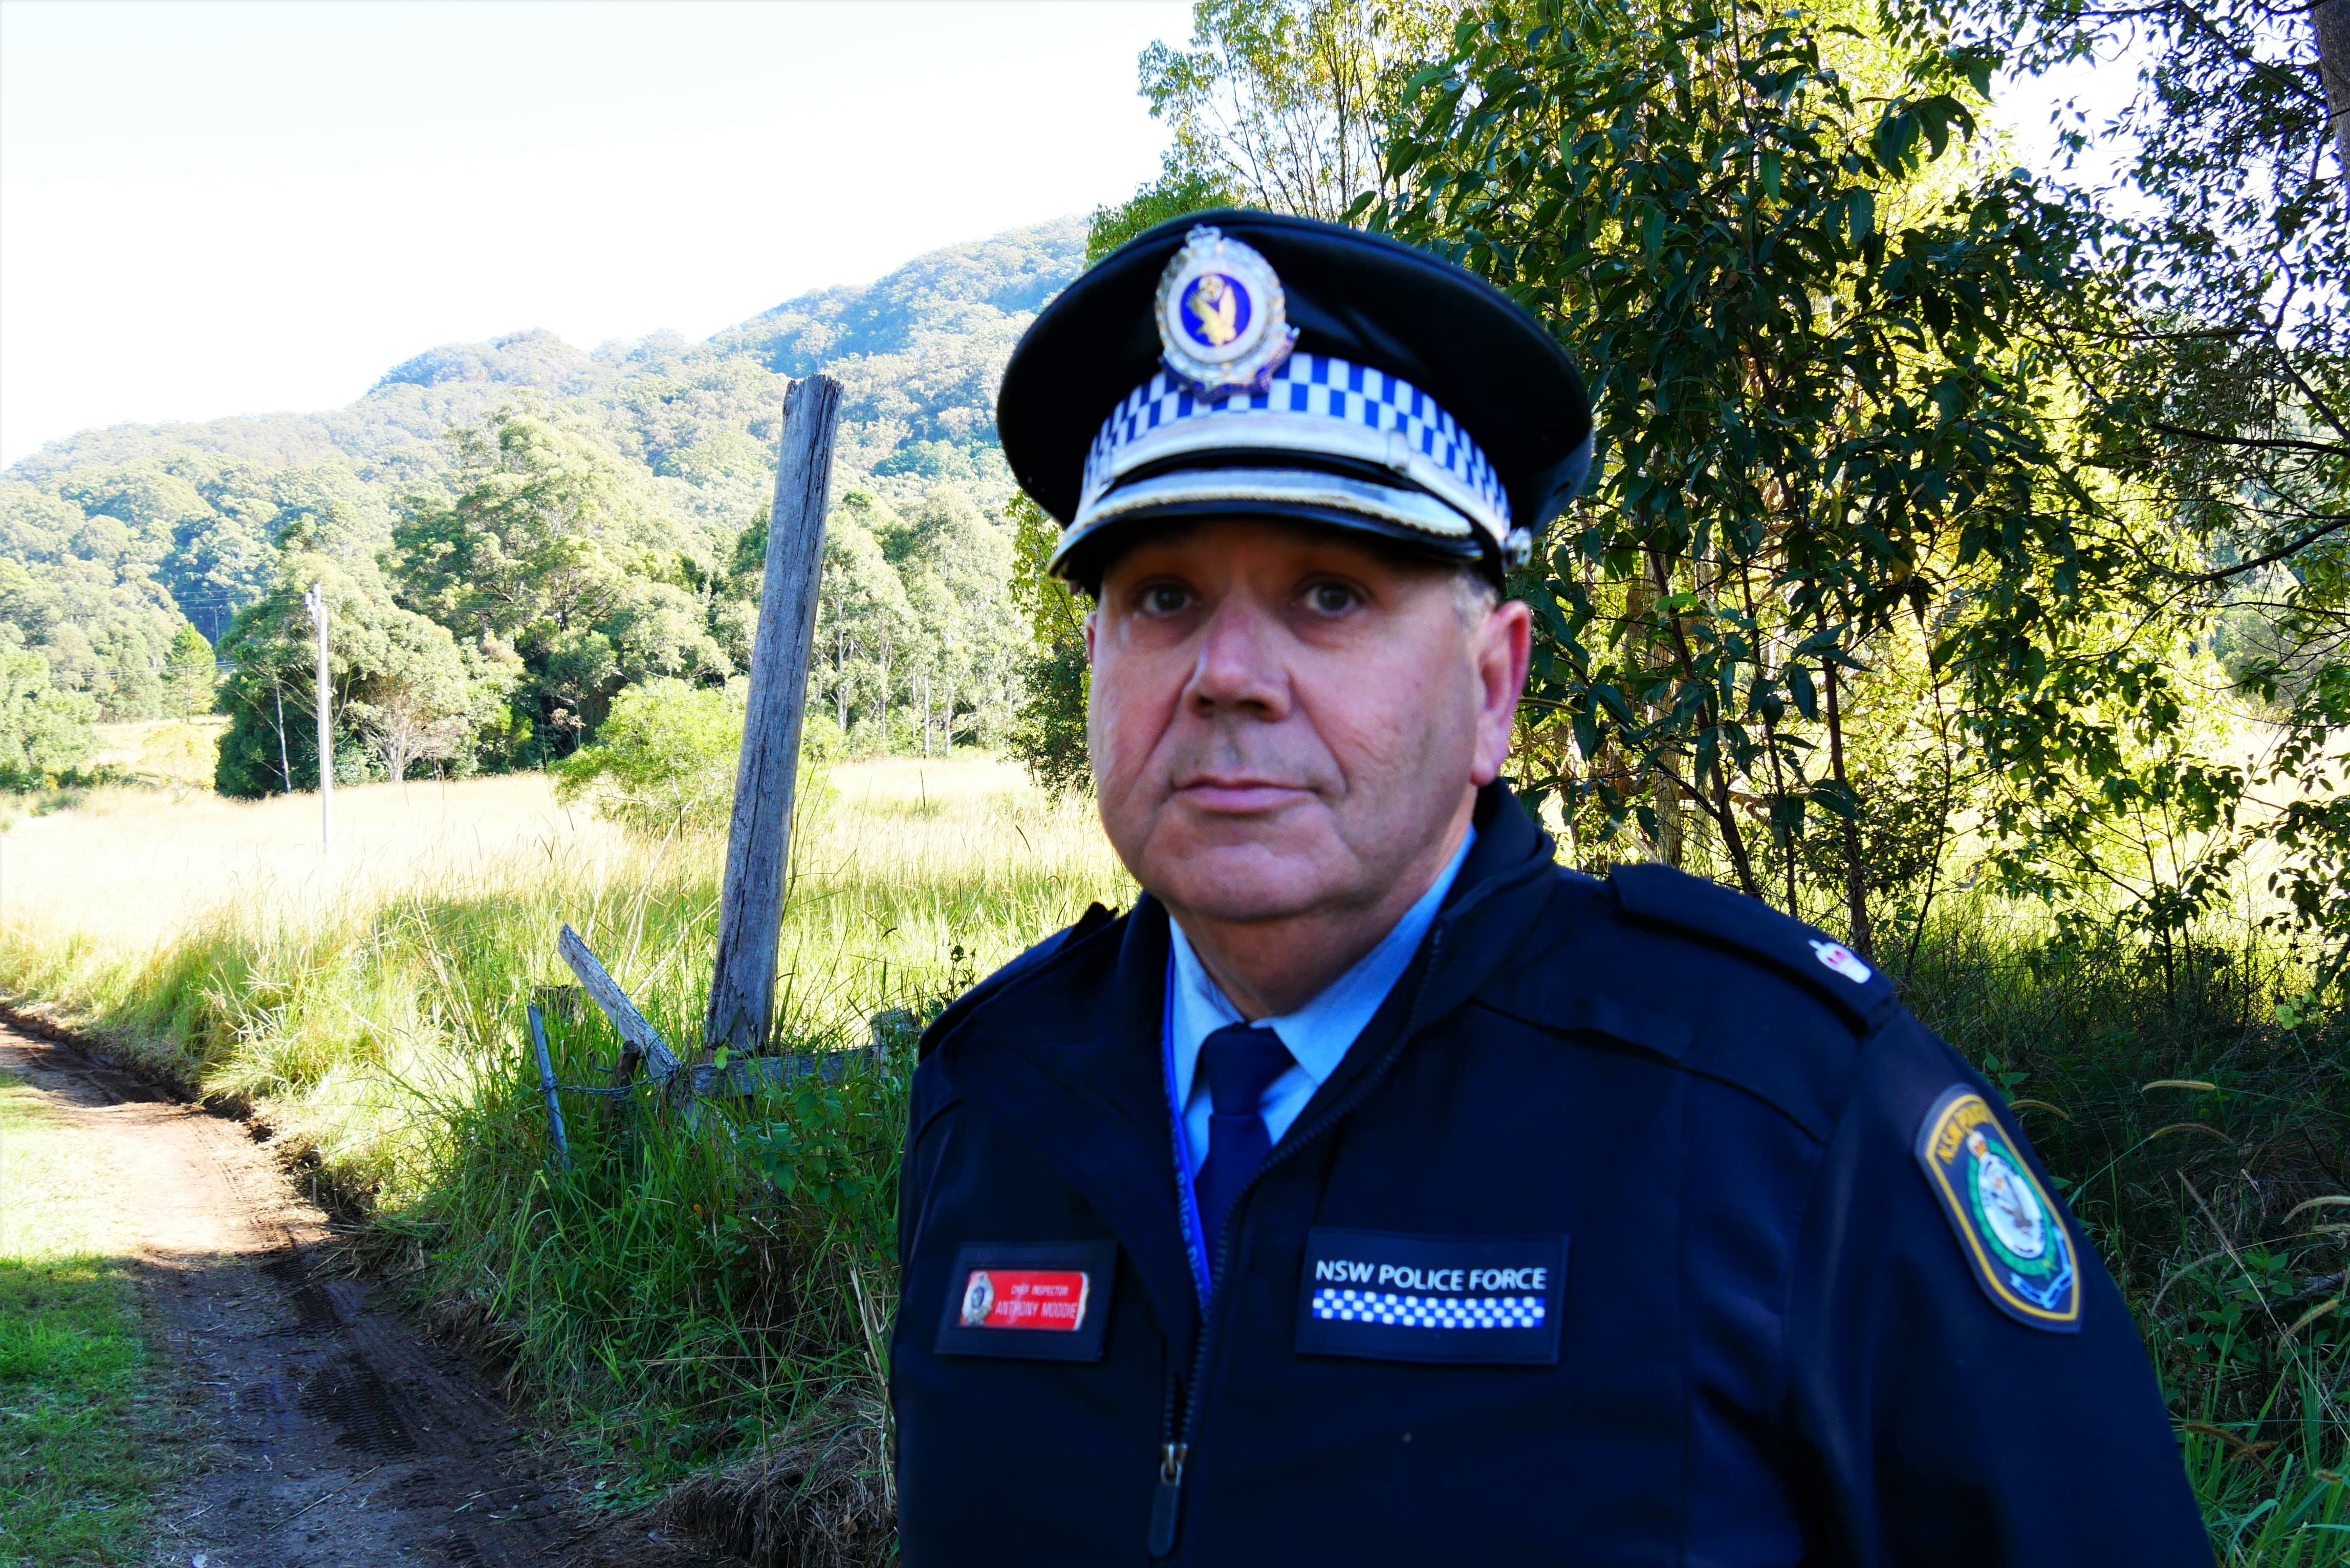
top-left (1165, 825), bottom-right (1476, 1185)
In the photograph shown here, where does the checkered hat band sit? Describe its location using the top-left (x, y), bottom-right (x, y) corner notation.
top-left (1079, 354), bottom-right (1510, 542)
top-left (1309, 1288), bottom-right (1547, 1331)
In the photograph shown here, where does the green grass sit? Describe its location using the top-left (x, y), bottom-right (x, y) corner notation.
top-left (0, 1073), bottom-right (178, 1567)
top-left (1904, 902), bottom-right (2350, 1564)
top-left (0, 776), bottom-right (2341, 1560)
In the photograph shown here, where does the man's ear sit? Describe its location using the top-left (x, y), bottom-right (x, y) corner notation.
top-left (1470, 598), bottom-right (1532, 787)
top-left (1082, 607), bottom-right (1099, 667)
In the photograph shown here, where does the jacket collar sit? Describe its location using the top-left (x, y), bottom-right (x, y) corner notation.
top-left (1275, 781), bottom-right (1563, 1129)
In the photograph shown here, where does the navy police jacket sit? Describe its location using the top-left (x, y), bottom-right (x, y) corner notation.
top-left (893, 786), bottom-right (2208, 1564)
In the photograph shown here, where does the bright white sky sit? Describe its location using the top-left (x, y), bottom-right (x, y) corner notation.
top-left (0, 1), bottom-right (2144, 471)
top-left (0, 0), bottom-right (1188, 466)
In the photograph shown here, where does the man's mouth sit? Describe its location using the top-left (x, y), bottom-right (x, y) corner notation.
top-left (1171, 775), bottom-right (1316, 814)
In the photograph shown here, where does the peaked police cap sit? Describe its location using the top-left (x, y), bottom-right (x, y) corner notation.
top-left (997, 209), bottom-right (1594, 586)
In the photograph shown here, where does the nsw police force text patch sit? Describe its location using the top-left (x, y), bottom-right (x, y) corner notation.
top-left (1295, 1229), bottom-right (1566, 1364)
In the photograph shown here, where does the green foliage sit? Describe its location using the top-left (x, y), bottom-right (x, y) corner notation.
top-left (1087, 166), bottom-right (1241, 264)
top-left (213, 524), bottom-right (497, 796)
top-left (0, 635), bottom-right (98, 790)
top-left (746, 1078), bottom-right (896, 1215)
top-left (1004, 496), bottom-right (1093, 794)
top-left (888, 487), bottom-right (1024, 756)
top-left (802, 488), bottom-right (1031, 758)
top-left (0, 450), bottom-right (390, 731)
top-left (1133, 1), bottom-right (1459, 224)
top-left (555, 678), bottom-right (745, 837)
top-left (391, 406), bottom-right (723, 756)
top-left (161, 623), bottom-right (216, 720)
top-left (1917, 0), bottom-right (2350, 990)
top-left (1372, 0), bottom-right (2254, 969)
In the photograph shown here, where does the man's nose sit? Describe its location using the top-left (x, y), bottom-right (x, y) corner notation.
top-left (1182, 594), bottom-right (1290, 719)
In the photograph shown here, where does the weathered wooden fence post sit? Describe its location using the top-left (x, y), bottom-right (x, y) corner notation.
top-left (705, 375), bottom-right (843, 1058)
top-left (559, 923), bottom-right (683, 1083)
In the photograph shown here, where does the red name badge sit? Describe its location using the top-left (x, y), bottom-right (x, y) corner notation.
top-left (958, 1268), bottom-right (1091, 1332)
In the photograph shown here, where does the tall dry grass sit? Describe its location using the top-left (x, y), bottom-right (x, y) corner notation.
top-left (0, 758), bottom-right (1123, 1200)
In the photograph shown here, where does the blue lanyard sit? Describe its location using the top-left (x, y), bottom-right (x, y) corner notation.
top-left (1162, 952), bottom-right (1213, 1300)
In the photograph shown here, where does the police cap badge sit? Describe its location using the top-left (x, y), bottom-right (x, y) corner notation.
top-left (1156, 227), bottom-right (1298, 396)
top-left (1914, 1086), bottom-right (2082, 1332)
top-left (997, 209), bottom-right (1594, 588)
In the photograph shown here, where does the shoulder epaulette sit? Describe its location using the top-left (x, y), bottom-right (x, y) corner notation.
top-left (918, 903), bottom-right (1121, 1061)
top-left (1608, 863), bottom-right (1901, 1035)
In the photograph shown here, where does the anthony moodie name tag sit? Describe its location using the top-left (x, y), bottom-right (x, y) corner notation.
top-left (1297, 1229), bottom-right (1567, 1365)
top-left (934, 1241), bottom-right (1116, 1362)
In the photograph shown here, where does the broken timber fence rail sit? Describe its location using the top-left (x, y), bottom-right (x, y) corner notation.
top-left (524, 374), bottom-right (899, 1169)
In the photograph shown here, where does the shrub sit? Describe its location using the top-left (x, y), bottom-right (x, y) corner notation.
top-left (556, 679), bottom-right (744, 836)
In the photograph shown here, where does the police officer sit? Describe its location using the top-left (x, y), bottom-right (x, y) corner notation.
top-left (890, 211), bottom-right (2210, 1564)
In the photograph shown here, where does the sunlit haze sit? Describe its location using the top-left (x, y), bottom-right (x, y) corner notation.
top-left (0, 0), bottom-right (1186, 465)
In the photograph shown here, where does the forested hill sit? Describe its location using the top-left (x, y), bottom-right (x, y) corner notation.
top-left (0, 215), bottom-right (1084, 675)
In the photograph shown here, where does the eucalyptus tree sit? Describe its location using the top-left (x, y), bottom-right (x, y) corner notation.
top-left (1094, 0), bottom-right (1464, 261)
top-left (391, 406), bottom-right (721, 756)
top-left (0, 631), bottom-right (97, 787)
top-left (811, 494), bottom-right (918, 743)
top-left (890, 486), bottom-right (1021, 753)
top-left (1914, 0), bottom-right (2350, 978)
top-left (1373, 0), bottom-right (2231, 959)
top-left (214, 542), bottom-right (490, 797)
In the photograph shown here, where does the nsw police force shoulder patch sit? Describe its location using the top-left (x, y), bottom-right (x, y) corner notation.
top-left (1914, 1086), bottom-right (2082, 1333)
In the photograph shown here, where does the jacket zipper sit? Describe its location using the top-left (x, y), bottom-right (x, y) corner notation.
top-left (1148, 924), bottom-right (1451, 1559)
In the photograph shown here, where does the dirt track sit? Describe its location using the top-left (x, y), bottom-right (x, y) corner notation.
top-left (0, 1024), bottom-right (735, 1568)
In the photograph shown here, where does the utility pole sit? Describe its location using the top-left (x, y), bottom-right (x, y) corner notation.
top-left (303, 584), bottom-right (333, 858)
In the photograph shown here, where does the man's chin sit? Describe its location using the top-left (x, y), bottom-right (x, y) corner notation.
top-left (1142, 840), bottom-right (1346, 929)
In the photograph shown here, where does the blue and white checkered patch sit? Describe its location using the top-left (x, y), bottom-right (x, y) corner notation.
top-left (1311, 1289), bottom-right (1546, 1330)
top-left (1296, 1230), bottom-right (1566, 1365)
top-left (1075, 353), bottom-right (1510, 543)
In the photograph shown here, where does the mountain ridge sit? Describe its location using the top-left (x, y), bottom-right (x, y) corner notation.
top-left (0, 215), bottom-right (1087, 694)
top-left (6, 213), bottom-right (1086, 492)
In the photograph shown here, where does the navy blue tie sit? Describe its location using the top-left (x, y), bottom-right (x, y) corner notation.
top-left (1193, 1023), bottom-right (1294, 1278)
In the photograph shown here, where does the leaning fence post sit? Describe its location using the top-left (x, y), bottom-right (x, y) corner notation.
top-left (557, 923), bottom-right (683, 1085)
top-left (705, 375), bottom-right (843, 1059)
top-left (527, 1001), bottom-right (572, 1171)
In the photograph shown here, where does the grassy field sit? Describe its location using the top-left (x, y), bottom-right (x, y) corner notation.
top-left (0, 761), bottom-right (2340, 1561)
top-left (0, 1072), bottom-right (180, 1566)
top-left (0, 757), bottom-right (1129, 1549)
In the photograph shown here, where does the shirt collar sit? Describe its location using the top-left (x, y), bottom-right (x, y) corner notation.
top-left (1167, 824), bottom-right (1476, 1103)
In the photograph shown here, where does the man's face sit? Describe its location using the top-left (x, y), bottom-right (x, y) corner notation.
top-left (1084, 518), bottom-right (1531, 929)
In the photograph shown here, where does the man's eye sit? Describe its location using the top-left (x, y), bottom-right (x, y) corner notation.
top-left (1142, 584), bottom-right (1191, 615)
top-left (1303, 581), bottom-right (1359, 616)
